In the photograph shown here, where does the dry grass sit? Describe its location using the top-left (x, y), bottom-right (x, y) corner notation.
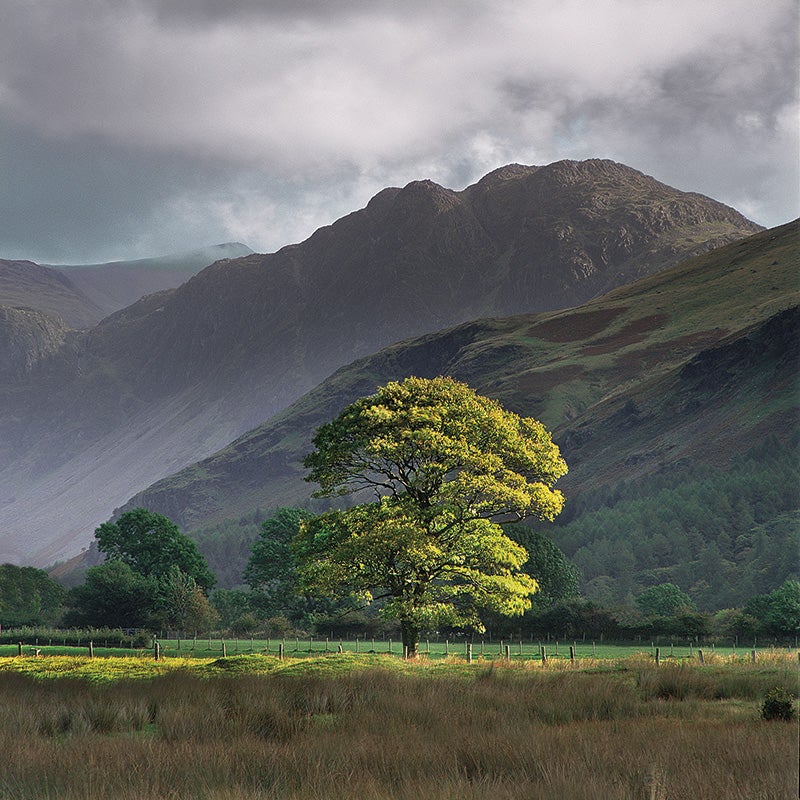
top-left (0, 656), bottom-right (796, 799)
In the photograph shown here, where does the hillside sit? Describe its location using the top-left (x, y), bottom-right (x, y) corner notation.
top-left (49, 242), bottom-right (253, 325)
top-left (0, 159), bottom-right (762, 564)
top-left (0, 259), bottom-right (104, 329)
top-left (120, 221), bottom-right (799, 602)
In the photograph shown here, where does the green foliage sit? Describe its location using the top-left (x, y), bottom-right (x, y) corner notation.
top-left (635, 583), bottom-right (695, 617)
top-left (296, 377), bottom-right (567, 654)
top-left (761, 687), bottom-right (796, 721)
top-left (553, 439), bottom-right (799, 610)
top-left (63, 561), bottom-right (157, 629)
top-left (745, 580), bottom-right (800, 638)
top-left (156, 566), bottom-right (219, 632)
top-left (504, 524), bottom-right (580, 608)
top-left (95, 508), bottom-right (215, 592)
top-left (244, 508), bottom-right (311, 598)
top-left (0, 564), bottom-right (65, 626)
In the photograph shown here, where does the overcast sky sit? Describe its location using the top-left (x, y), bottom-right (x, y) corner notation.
top-left (1, 0), bottom-right (797, 264)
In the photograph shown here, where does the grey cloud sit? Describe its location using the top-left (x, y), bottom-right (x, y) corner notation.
top-left (0, 0), bottom-right (796, 263)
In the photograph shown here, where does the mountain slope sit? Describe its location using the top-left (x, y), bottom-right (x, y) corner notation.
top-left (0, 259), bottom-right (105, 329)
top-left (124, 221), bottom-right (799, 536)
top-left (49, 242), bottom-right (253, 324)
top-left (0, 160), bottom-right (763, 564)
top-left (0, 243), bottom-right (253, 330)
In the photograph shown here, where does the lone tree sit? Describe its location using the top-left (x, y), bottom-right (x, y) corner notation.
top-left (294, 376), bottom-right (568, 657)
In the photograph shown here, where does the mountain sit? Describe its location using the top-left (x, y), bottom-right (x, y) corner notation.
top-left (0, 160), bottom-right (763, 564)
top-left (0, 243), bottom-right (253, 330)
top-left (48, 243), bottom-right (254, 325)
top-left (0, 259), bottom-right (105, 330)
top-left (123, 220), bottom-right (798, 544)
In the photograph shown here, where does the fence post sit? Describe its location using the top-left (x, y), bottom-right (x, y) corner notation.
top-left (592, 641), bottom-right (595, 657)
top-left (278, 642), bottom-right (284, 661)
top-left (569, 645), bottom-right (575, 663)
top-left (17, 642), bottom-right (21, 657)
top-left (338, 643), bottom-right (343, 654)
top-left (445, 640), bottom-right (449, 655)
top-left (751, 649), bottom-right (756, 664)
top-left (541, 645), bottom-right (547, 664)
top-left (466, 643), bottom-right (472, 663)
top-left (504, 644), bottom-right (510, 662)
top-left (88, 641), bottom-right (94, 659)
top-left (698, 649), bottom-right (704, 665)
top-left (655, 647), bottom-right (660, 666)
top-left (222, 640), bottom-right (227, 658)
top-left (154, 641), bottom-right (160, 661)
top-left (388, 638), bottom-right (392, 654)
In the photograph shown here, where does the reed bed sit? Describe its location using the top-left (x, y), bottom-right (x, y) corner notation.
top-left (0, 654), bottom-right (796, 799)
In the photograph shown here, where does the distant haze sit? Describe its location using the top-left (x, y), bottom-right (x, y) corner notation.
top-left (0, 0), bottom-right (796, 264)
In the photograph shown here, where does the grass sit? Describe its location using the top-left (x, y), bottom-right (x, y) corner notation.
top-left (0, 652), bottom-right (796, 799)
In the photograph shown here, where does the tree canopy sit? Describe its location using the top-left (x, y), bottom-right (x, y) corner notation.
top-left (295, 377), bottom-right (568, 656)
top-left (95, 508), bottom-right (215, 592)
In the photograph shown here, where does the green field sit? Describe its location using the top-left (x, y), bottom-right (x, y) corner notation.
top-left (2, 636), bottom-right (786, 663)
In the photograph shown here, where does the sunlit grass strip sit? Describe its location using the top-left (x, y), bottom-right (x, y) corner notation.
top-left (0, 649), bottom-right (796, 684)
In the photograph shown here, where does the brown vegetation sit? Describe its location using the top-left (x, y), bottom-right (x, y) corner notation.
top-left (0, 661), bottom-right (795, 799)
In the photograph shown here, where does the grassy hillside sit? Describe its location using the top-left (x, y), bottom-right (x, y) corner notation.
top-left (121, 221), bottom-right (799, 605)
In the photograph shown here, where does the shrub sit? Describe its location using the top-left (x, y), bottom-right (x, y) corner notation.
top-left (761, 687), bottom-right (796, 721)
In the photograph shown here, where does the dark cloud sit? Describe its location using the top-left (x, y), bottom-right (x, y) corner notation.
top-left (0, 0), bottom-right (796, 263)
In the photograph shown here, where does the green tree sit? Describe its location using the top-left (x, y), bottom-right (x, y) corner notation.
top-left (244, 507), bottom-right (312, 602)
top-left (295, 377), bottom-right (567, 657)
top-left (635, 583), bottom-right (694, 617)
top-left (505, 525), bottom-right (580, 608)
top-left (63, 560), bottom-right (156, 628)
top-left (95, 508), bottom-right (215, 592)
top-left (0, 564), bottom-right (65, 626)
top-left (156, 567), bottom-right (219, 633)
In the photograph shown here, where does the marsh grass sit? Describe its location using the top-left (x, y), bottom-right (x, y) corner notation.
top-left (0, 654), bottom-right (796, 799)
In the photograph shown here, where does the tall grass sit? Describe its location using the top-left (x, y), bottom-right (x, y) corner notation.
top-left (0, 658), bottom-right (795, 799)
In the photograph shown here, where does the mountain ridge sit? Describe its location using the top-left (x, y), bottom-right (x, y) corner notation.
top-left (0, 159), bottom-right (764, 564)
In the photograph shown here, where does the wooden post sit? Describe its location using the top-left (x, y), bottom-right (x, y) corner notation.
top-left (655, 647), bottom-right (660, 666)
top-left (751, 649), bottom-right (756, 664)
top-left (154, 641), bottom-right (160, 661)
top-left (278, 642), bottom-right (284, 661)
top-left (403, 646), bottom-right (408, 660)
top-left (388, 638), bottom-right (392, 653)
top-left (426, 639), bottom-right (430, 654)
top-left (355, 637), bottom-right (359, 653)
top-left (222, 641), bottom-right (227, 658)
top-left (540, 645), bottom-right (547, 664)
top-left (371, 638), bottom-right (375, 653)
top-left (504, 644), bottom-right (510, 661)
top-left (592, 641), bottom-right (595, 657)
top-left (555, 640), bottom-right (559, 656)
top-left (308, 636), bottom-right (312, 652)
top-left (17, 642), bottom-right (22, 657)
top-left (325, 637), bottom-right (329, 652)
top-left (569, 645), bottom-right (575, 663)
top-left (519, 640), bottom-right (523, 656)
top-left (88, 641), bottom-right (94, 659)
top-left (698, 649), bottom-right (704, 665)
top-left (466, 643), bottom-right (472, 663)
top-left (481, 640), bottom-right (484, 656)
top-left (337, 644), bottom-right (343, 654)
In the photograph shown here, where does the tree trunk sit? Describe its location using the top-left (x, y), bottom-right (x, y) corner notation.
top-left (400, 619), bottom-right (419, 658)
